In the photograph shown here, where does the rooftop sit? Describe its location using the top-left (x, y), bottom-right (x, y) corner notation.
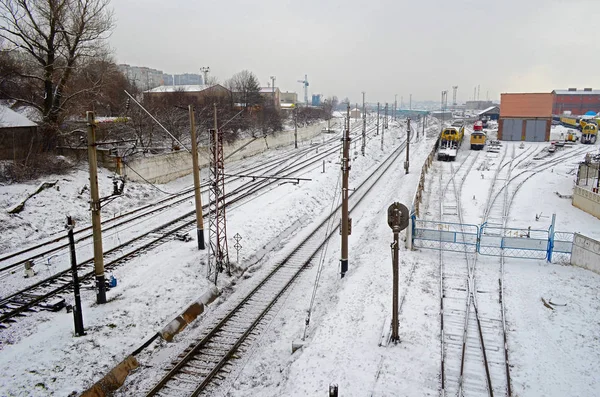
top-left (144, 84), bottom-right (223, 93)
top-left (0, 105), bottom-right (37, 128)
top-left (478, 105), bottom-right (500, 115)
top-left (553, 89), bottom-right (600, 95)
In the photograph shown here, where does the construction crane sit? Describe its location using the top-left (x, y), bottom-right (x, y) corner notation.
top-left (297, 74), bottom-right (309, 106)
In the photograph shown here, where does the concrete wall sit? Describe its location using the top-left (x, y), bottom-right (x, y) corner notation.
top-left (122, 122), bottom-right (327, 184)
top-left (571, 233), bottom-right (600, 275)
top-left (572, 185), bottom-right (600, 220)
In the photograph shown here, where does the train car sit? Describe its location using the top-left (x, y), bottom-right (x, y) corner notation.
top-left (473, 120), bottom-right (483, 131)
top-left (470, 131), bottom-right (486, 150)
top-left (437, 141), bottom-right (457, 161)
top-left (581, 123), bottom-right (598, 144)
top-left (560, 116), bottom-right (581, 130)
top-left (440, 123), bottom-right (465, 149)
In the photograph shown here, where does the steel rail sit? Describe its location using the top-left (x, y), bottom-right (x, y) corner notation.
top-left (145, 140), bottom-right (409, 397)
top-left (0, 120), bottom-right (382, 327)
top-left (0, 132), bottom-right (346, 271)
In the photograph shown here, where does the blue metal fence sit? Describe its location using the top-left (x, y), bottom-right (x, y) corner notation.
top-left (412, 216), bottom-right (574, 261)
top-left (413, 218), bottom-right (479, 253)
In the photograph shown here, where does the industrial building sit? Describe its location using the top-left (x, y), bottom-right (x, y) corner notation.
top-left (143, 84), bottom-right (231, 105)
top-left (259, 87), bottom-right (281, 109)
top-left (498, 93), bottom-right (552, 141)
top-left (280, 92), bottom-right (298, 105)
top-left (552, 88), bottom-right (600, 116)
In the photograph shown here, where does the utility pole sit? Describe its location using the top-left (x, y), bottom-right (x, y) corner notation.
top-left (362, 92), bottom-right (366, 156)
top-left (405, 118), bottom-right (410, 174)
top-left (381, 111), bottom-right (385, 152)
top-left (394, 94), bottom-right (397, 121)
top-left (340, 104), bottom-right (351, 278)
top-left (377, 102), bottom-right (380, 135)
top-left (441, 91), bottom-right (448, 131)
top-left (384, 103), bottom-right (388, 129)
top-left (270, 76), bottom-right (276, 107)
top-left (86, 111), bottom-right (106, 304)
top-left (294, 105), bottom-right (298, 149)
top-left (189, 105), bottom-right (205, 250)
top-left (67, 216), bottom-right (85, 336)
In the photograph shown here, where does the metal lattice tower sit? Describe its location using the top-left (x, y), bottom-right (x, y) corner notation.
top-left (207, 122), bottom-right (230, 283)
top-left (452, 86), bottom-right (458, 106)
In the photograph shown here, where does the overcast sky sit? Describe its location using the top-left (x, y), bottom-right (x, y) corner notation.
top-left (109, 0), bottom-right (600, 105)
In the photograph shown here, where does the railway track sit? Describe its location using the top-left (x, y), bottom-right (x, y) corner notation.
top-left (441, 143), bottom-right (595, 396)
top-left (0, 128), bottom-right (351, 275)
top-left (139, 139), bottom-right (409, 397)
top-left (0, 120), bottom-right (388, 329)
top-left (438, 149), bottom-right (505, 397)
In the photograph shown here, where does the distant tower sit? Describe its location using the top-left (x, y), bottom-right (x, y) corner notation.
top-left (200, 66), bottom-right (210, 85)
top-left (297, 74), bottom-right (309, 105)
top-left (452, 86), bottom-right (458, 106)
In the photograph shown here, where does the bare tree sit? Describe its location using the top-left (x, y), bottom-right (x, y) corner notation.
top-left (225, 70), bottom-right (261, 113)
top-left (0, 0), bottom-right (114, 131)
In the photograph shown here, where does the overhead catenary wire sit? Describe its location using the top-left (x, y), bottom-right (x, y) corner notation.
top-left (124, 90), bottom-right (191, 153)
top-left (302, 166), bottom-right (342, 341)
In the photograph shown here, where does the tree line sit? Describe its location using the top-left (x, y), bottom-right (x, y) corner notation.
top-left (0, 0), bottom-right (335, 180)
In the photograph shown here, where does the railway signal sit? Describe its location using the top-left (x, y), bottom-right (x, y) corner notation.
top-left (66, 216), bottom-right (85, 336)
top-left (387, 202), bottom-right (409, 343)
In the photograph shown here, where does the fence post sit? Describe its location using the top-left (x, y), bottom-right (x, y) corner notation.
top-left (547, 213), bottom-right (556, 262)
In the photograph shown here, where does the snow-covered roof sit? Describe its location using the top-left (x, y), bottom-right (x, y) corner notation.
top-left (478, 105), bottom-right (500, 115)
top-left (0, 105), bottom-right (37, 128)
top-left (144, 84), bottom-right (224, 93)
top-left (553, 89), bottom-right (600, 95)
top-left (260, 87), bottom-right (279, 93)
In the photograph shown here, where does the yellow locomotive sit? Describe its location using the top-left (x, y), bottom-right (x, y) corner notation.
top-left (440, 122), bottom-right (465, 148)
top-left (470, 132), bottom-right (486, 150)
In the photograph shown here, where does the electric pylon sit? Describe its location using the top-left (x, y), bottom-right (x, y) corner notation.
top-left (207, 104), bottom-right (230, 283)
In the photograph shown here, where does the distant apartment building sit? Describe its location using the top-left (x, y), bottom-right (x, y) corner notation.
top-left (163, 73), bottom-right (204, 86)
top-left (118, 64), bottom-right (164, 90)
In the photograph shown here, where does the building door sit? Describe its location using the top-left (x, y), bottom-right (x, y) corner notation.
top-left (525, 120), bottom-right (547, 142)
top-left (502, 118), bottom-right (522, 141)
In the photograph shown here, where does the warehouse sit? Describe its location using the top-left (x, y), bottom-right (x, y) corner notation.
top-left (552, 88), bottom-right (600, 116)
top-left (498, 93), bottom-right (552, 142)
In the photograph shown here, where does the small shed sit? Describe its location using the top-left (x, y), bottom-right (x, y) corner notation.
top-left (478, 105), bottom-right (500, 121)
top-left (0, 105), bottom-right (38, 160)
top-left (350, 108), bottom-right (361, 119)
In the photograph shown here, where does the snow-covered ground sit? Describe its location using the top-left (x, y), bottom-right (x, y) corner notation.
top-left (1, 119), bottom-right (599, 396)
